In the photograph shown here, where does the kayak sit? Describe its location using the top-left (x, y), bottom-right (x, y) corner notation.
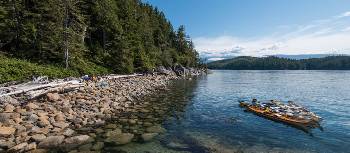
top-left (239, 101), bottom-right (321, 132)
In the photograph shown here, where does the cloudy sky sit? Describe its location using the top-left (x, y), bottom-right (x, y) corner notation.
top-left (144, 0), bottom-right (350, 60)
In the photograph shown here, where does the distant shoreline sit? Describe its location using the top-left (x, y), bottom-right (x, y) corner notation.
top-left (207, 56), bottom-right (350, 70)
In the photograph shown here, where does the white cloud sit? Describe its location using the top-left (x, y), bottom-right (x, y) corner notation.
top-left (208, 58), bottom-right (226, 61)
top-left (194, 11), bottom-right (350, 58)
top-left (339, 11), bottom-right (350, 18)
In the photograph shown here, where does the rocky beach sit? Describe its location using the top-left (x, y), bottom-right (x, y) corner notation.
top-left (0, 67), bottom-right (206, 153)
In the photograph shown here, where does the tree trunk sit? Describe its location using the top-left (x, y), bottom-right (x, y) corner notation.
top-left (64, 0), bottom-right (69, 69)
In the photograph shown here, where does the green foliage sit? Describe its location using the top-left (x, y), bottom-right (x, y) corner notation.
top-left (0, 0), bottom-right (201, 80)
top-left (0, 55), bottom-right (78, 83)
top-left (208, 56), bottom-right (350, 70)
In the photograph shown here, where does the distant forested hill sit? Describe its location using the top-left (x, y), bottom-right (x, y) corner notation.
top-left (0, 0), bottom-right (200, 75)
top-left (208, 56), bottom-right (350, 70)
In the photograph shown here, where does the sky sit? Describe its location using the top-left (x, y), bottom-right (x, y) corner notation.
top-left (144, 0), bottom-right (350, 60)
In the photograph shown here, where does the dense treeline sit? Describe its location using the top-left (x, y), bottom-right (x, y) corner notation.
top-left (208, 56), bottom-right (350, 70)
top-left (0, 0), bottom-right (200, 75)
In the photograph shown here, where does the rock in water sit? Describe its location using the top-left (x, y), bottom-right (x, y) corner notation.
top-left (0, 127), bottom-right (16, 137)
top-left (141, 133), bottom-right (159, 142)
top-left (46, 93), bottom-right (60, 102)
top-left (38, 136), bottom-right (64, 148)
top-left (105, 133), bottom-right (134, 145)
top-left (91, 142), bottom-right (104, 151)
top-left (146, 125), bottom-right (166, 133)
top-left (104, 129), bottom-right (122, 137)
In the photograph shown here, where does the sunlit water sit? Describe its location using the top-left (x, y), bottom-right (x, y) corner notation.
top-left (166, 70), bottom-right (350, 153)
top-left (76, 70), bottom-right (350, 153)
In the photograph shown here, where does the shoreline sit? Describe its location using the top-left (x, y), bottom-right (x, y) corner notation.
top-left (0, 68), bottom-right (206, 152)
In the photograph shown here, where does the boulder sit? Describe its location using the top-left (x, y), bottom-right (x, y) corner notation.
top-left (105, 133), bottom-right (134, 145)
top-left (0, 126), bottom-right (16, 137)
top-left (38, 136), bottom-right (65, 148)
top-left (0, 113), bottom-right (13, 123)
top-left (31, 134), bottom-right (47, 142)
top-left (54, 114), bottom-right (65, 122)
top-left (37, 117), bottom-right (50, 127)
top-left (0, 139), bottom-right (16, 149)
top-left (4, 104), bottom-right (15, 113)
top-left (8, 142), bottom-right (28, 152)
top-left (30, 126), bottom-right (49, 135)
top-left (28, 114), bottom-right (39, 122)
top-left (141, 133), bottom-right (159, 142)
top-left (156, 66), bottom-right (173, 75)
top-left (91, 142), bottom-right (104, 151)
top-left (46, 93), bottom-right (60, 102)
top-left (173, 64), bottom-right (189, 76)
top-left (104, 124), bottom-right (117, 129)
top-left (64, 135), bottom-right (91, 145)
top-left (63, 128), bottom-right (75, 136)
top-left (52, 122), bottom-right (69, 129)
top-left (146, 125), bottom-right (166, 133)
top-left (26, 103), bottom-right (39, 110)
top-left (104, 129), bottom-right (122, 137)
top-left (25, 142), bottom-right (37, 151)
top-left (0, 96), bottom-right (18, 105)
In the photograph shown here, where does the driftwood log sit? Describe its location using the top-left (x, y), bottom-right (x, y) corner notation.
top-left (0, 74), bottom-right (142, 99)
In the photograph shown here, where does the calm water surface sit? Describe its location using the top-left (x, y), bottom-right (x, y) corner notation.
top-left (112, 70), bottom-right (350, 153)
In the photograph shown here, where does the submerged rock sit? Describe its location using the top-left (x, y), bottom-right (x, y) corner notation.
top-left (104, 129), bottom-right (122, 137)
top-left (141, 133), bottom-right (159, 142)
top-left (146, 125), bottom-right (166, 133)
top-left (105, 133), bottom-right (134, 145)
top-left (91, 142), bottom-right (104, 151)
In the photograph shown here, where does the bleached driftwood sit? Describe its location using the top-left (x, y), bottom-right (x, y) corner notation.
top-left (104, 74), bottom-right (142, 80)
top-left (0, 74), bottom-right (142, 99)
top-left (0, 80), bottom-right (83, 98)
top-left (25, 84), bottom-right (83, 99)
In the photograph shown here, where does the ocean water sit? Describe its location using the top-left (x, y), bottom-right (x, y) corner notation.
top-left (88, 70), bottom-right (350, 153)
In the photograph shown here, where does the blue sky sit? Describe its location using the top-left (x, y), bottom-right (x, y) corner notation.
top-left (144, 0), bottom-right (350, 59)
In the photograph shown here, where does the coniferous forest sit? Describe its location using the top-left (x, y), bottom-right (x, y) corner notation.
top-left (208, 56), bottom-right (350, 70)
top-left (0, 0), bottom-right (200, 80)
